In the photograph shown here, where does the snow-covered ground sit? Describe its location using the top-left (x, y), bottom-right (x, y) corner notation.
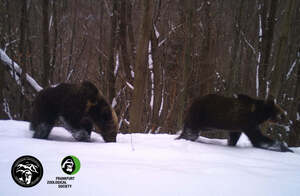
top-left (0, 120), bottom-right (300, 196)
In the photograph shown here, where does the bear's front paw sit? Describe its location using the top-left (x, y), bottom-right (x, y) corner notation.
top-left (72, 130), bottom-right (91, 142)
top-left (260, 141), bottom-right (293, 153)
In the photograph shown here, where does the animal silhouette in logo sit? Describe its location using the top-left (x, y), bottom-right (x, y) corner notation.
top-left (11, 156), bottom-right (43, 187)
top-left (61, 156), bottom-right (80, 175)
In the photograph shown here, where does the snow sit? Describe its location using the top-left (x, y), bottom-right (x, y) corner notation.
top-left (49, 15), bottom-right (53, 32)
top-left (131, 68), bottom-right (135, 78)
top-left (241, 31), bottom-right (256, 54)
top-left (111, 98), bottom-right (117, 109)
top-left (114, 52), bottom-right (119, 76)
top-left (66, 69), bottom-right (74, 81)
top-left (158, 24), bottom-right (183, 47)
top-left (256, 2), bottom-right (263, 97)
top-left (266, 80), bottom-right (270, 98)
top-left (154, 25), bottom-right (160, 38)
top-left (1, 120), bottom-right (300, 196)
top-left (3, 98), bottom-right (12, 119)
top-left (148, 41), bottom-right (154, 110)
top-left (286, 59), bottom-right (297, 79)
top-left (126, 81), bottom-right (134, 90)
top-left (256, 52), bottom-right (261, 97)
top-left (158, 88), bottom-right (164, 116)
top-left (158, 69), bottom-right (165, 117)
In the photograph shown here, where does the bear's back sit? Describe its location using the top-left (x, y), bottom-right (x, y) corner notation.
top-left (185, 94), bottom-right (257, 131)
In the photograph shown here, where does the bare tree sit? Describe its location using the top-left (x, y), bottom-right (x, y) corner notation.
top-left (0, 61), bottom-right (7, 119)
top-left (42, 0), bottom-right (50, 87)
top-left (18, 0), bottom-right (28, 119)
top-left (269, 0), bottom-right (295, 97)
top-left (129, 0), bottom-right (153, 132)
top-left (258, 0), bottom-right (278, 98)
top-left (106, 0), bottom-right (118, 103)
top-left (1, 0), bottom-right (299, 146)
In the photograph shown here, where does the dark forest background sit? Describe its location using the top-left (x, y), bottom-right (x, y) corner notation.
top-left (0, 0), bottom-right (299, 146)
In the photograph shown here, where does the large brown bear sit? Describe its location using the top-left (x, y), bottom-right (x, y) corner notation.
top-left (178, 94), bottom-right (293, 152)
top-left (30, 81), bottom-right (118, 142)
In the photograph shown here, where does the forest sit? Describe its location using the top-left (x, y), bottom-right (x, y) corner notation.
top-left (0, 0), bottom-right (299, 146)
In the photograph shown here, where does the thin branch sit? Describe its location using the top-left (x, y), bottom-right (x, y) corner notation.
top-left (0, 49), bottom-right (43, 92)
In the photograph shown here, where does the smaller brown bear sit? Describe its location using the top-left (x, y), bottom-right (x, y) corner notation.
top-left (30, 81), bottom-right (118, 142)
top-left (178, 94), bottom-right (293, 152)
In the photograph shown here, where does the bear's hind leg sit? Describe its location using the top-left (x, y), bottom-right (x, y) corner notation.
top-left (177, 125), bottom-right (199, 141)
top-left (228, 132), bottom-right (242, 146)
top-left (61, 116), bottom-right (92, 142)
top-left (71, 117), bottom-right (93, 141)
top-left (33, 123), bottom-right (53, 139)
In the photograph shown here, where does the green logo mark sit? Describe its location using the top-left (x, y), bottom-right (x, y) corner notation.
top-left (61, 155), bottom-right (80, 175)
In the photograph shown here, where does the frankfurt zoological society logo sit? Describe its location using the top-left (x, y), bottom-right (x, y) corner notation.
top-left (11, 155), bottom-right (43, 187)
top-left (61, 155), bottom-right (81, 175)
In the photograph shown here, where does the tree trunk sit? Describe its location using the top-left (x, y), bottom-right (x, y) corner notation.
top-left (150, 25), bottom-right (162, 133)
top-left (19, 0), bottom-right (27, 74)
top-left (50, 0), bottom-right (58, 82)
top-left (177, 0), bottom-right (194, 129)
top-left (42, 0), bottom-right (50, 87)
top-left (129, 0), bottom-right (153, 132)
top-left (106, 0), bottom-right (118, 103)
top-left (18, 0), bottom-right (28, 119)
top-left (259, 0), bottom-right (278, 98)
top-left (226, 0), bottom-right (243, 95)
top-left (269, 0), bottom-right (295, 97)
top-left (288, 49), bottom-right (300, 146)
top-left (67, 0), bottom-right (77, 82)
top-left (127, 1), bottom-right (136, 64)
top-left (0, 62), bottom-right (8, 119)
top-left (256, 0), bottom-right (267, 97)
top-left (268, 0), bottom-right (296, 144)
top-left (119, 0), bottom-right (132, 83)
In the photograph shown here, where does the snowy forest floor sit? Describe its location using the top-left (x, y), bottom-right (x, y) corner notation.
top-left (0, 120), bottom-right (300, 196)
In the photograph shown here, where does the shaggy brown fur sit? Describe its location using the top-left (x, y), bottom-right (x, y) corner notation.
top-left (178, 94), bottom-right (293, 152)
top-left (30, 81), bottom-right (118, 142)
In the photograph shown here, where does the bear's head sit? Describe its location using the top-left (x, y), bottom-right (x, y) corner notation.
top-left (78, 81), bottom-right (118, 142)
top-left (261, 96), bottom-right (290, 125)
top-left (87, 96), bottom-right (118, 142)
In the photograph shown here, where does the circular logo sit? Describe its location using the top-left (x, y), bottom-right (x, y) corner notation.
top-left (11, 155), bottom-right (43, 187)
top-left (61, 155), bottom-right (80, 175)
